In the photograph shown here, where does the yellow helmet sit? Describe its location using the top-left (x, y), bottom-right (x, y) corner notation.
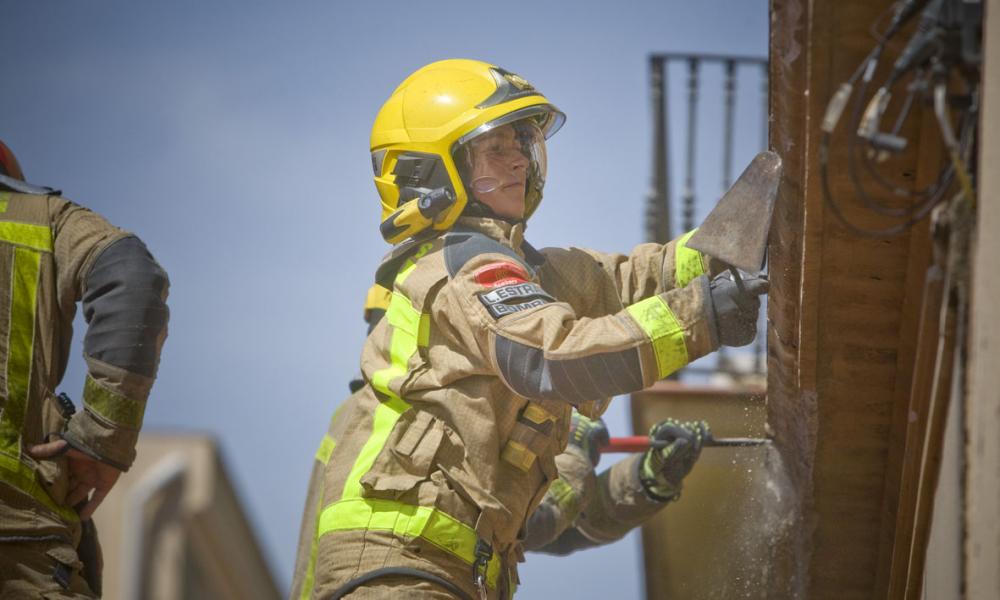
top-left (371, 59), bottom-right (565, 244)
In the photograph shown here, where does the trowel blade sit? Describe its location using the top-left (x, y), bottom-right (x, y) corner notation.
top-left (685, 151), bottom-right (783, 274)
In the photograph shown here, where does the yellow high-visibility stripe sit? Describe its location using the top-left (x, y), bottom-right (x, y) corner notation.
top-left (674, 229), bottom-right (706, 288)
top-left (627, 295), bottom-right (689, 378)
top-left (298, 494), bottom-right (322, 600)
top-left (0, 222), bottom-right (53, 252)
top-left (0, 247), bottom-right (41, 455)
top-left (0, 454), bottom-right (78, 523)
top-left (0, 244), bottom-right (77, 523)
top-left (83, 375), bottom-right (145, 429)
top-left (318, 497), bottom-right (501, 589)
top-left (298, 429), bottom-right (341, 600)
top-left (311, 244), bottom-right (501, 591)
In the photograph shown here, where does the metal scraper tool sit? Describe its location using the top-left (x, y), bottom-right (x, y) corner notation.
top-left (685, 151), bottom-right (783, 291)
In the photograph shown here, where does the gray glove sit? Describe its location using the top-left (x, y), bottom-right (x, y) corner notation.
top-left (639, 419), bottom-right (710, 501)
top-left (567, 412), bottom-right (610, 467)
top-left (709, 273), bottom-right (769, 347)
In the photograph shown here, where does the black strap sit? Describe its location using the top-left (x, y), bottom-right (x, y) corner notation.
top-left (327, 566), bottom-right (474, 600)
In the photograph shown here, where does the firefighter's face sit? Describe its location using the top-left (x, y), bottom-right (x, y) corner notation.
top-left (467, 124), bottom-right (530, 219)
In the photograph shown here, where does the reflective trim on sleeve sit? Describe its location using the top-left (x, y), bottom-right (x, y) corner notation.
top-left (626, 295), bottom-right (689, 378)
top-left (83, 375), bottom-right (145, 429)
top-left (317, 497), bottom-right (501, 589)
top-left (315, 434), bottom-right (336, 465)
top-left (0, 222), bottom-right (53, 253)
top-left (674, 229), bottom-right (706, 288)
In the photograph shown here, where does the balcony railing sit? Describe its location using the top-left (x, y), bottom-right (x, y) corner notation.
top-left (644, 52), bottom-right (769, 380)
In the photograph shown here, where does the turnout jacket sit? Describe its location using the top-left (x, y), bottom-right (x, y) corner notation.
top-left (296, 216), bottom-right (719, 599)
top-left (0, 178), bottom-right (169, 545)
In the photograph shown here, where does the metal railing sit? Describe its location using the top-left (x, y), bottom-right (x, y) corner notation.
top-left (644, 52), bottom-right (769, 379)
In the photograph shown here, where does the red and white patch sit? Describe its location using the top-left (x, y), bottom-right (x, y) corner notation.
top-left (473, 261), bottom-right (530, 288)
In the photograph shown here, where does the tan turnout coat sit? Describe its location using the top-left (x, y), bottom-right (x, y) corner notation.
top-left (293, 217), bottom-right (719, 599)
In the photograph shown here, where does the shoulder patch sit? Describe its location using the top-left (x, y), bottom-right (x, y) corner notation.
top-left (474, 261), bottom-right (530, 288)
top-left (478, 282), bottom-right (554, 319)
top-left (443, 230), bottom-right (530, 278)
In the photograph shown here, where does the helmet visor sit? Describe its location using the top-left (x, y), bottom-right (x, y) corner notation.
top-left (454, 118), bottom-right (547, 203)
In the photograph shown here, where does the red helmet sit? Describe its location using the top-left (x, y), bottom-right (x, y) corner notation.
top-left (0, 140), bottom-right (25, 181)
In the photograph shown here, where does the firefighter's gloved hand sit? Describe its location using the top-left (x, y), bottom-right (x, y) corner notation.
top-left (639, 419), bottom-right (710, 502)
top-left (709, 273), bottom-right (769, 347)
top-left (567, 412), bottom-right (609, 467)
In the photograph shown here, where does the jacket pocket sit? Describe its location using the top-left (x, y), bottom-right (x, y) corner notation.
top-left (360, 409), bottom-right (443, 498)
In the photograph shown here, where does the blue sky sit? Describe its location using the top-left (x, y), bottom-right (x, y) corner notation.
top-left (2, 1), bottom-right (767, 596)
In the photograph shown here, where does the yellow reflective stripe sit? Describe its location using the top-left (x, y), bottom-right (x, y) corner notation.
top-left (0, 192), bottom-right (10, 213)
top-left (0, 247), bottom-right (41, 456)
top-left (83, 375), bottom-right (145, 429)
top-left (0, 222), bottom-right (53, 252)
top-left (323, 244), bottom-right (502, 587)
top-left (627, 295), bottom-right (689, 378)
top-left (300, 427), bottom-right (342, 599)
top-left (315, 434), bottom-right (336, 465)
top-left (339, 395), bottom-right (408, 500)
top-left (418, 313), bottom-right (430, 347)
top-left (395, 242), bottom-right (434, 286)
top-left (318, 497), bottom-right (501, 589)
top-left (371, 291), bottom-right (421, 400)
top-left (0, 453), bottom-right (78, 523)
top-left (674, 229), bottom-right (706, 288)
top-left (298, 499), bottom-right (321, 600)
top-left (0, 246), bottom-right (77, 522)
top-left (299, 473), bottom-right (329, 600)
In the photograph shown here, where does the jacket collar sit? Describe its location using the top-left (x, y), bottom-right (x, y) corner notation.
top-left (453, 216), bottom-right (526, 251)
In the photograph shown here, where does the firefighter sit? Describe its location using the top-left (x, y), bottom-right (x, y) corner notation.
top-left (0, 139), bottom-right (169, 597)
top-left (291, 289), bottom-right (711, 598)
top-left (302, 59), bottom-right (767, 599)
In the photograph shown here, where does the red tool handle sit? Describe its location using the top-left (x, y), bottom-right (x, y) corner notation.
top-left (602, 435), bottom-right (768, 453)
top-left (602, 436), bottom-right (661, 453)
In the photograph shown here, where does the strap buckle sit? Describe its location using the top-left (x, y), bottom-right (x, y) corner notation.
top-left (471, 538), bottom-right (493, 600)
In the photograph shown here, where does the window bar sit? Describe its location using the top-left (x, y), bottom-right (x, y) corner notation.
top-left (645, 56), bottom-right (671, 244)
top-left (681, 58), bottom-right (700, 233)
top-left (717, 60), bottom-right (738, 373)
top-left (755, 62), bottom-right (770, 375)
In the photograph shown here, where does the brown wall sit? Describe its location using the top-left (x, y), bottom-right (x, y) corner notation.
top-left (767, 0), bottom-right (948, 597)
